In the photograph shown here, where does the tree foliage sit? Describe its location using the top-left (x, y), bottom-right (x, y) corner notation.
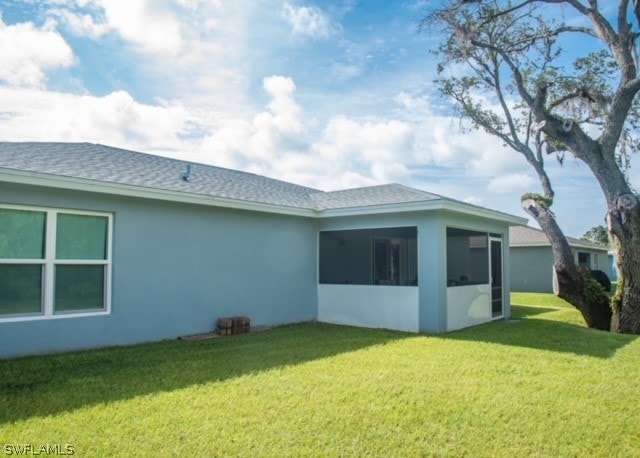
top-left (581, 225), bottom-right (610, 246)
top-left (426, 0), bottom-right (640, 333)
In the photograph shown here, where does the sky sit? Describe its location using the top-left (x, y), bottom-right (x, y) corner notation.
top-left (0, 0), bottom-right (626, 237)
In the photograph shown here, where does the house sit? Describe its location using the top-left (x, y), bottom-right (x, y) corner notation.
top-left (0, 142), bottom-right (527, 358)
top-left (509, 225), bottom-right (610, 293)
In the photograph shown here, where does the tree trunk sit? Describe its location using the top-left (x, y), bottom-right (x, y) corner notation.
top-left (522, 198), bottom-right (612, 330)
top-left (607, 194), bottom-right (640, 334)
top-left (584, 153), bottom-right (640, 335)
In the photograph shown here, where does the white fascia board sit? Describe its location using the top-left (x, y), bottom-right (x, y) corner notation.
top-left (317, 199), bottom-right (446, 218)
top-left (440, 200), bottom-right (528, 226)
top-left (319, 199), bottom-right (525, 223)
top-left (510, 243), bottom-right (552, 248)
top-left (0, 169), bottom-right (316, 218)
top-left (318, 199), bottom-right (527, 225)
top-left (1, 168), bottom-right (529, 224)
top-left (570, 244), bottom-right (609, 253)
top-left (512, 242), bottom-right (608, 252)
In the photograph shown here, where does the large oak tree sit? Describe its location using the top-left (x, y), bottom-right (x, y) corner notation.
top-left (426, 0), bottom-right (640, 333)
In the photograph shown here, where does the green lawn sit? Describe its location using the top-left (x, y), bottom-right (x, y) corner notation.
top-left (2, 294), bottom-right (640, 456)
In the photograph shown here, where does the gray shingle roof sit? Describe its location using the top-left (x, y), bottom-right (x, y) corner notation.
top-left (0, 142), bottom-right (320, 209)
top-left (0, 142), bottom-right (520, 221)
top-left (510, 225), bottom-right (607, 251)
top-left (310, 184), bottom-right (441, 210)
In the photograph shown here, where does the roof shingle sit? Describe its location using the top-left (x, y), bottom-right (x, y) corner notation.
top-left (0, 142), bottom-right (320, 208)
top-left (0, 142), bottom-right (522, 222)
top-left (510, 225), bottom-right (607, 250)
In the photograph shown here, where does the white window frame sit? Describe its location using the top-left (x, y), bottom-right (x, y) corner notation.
top-left (0, 203), bottom-right (112, 322)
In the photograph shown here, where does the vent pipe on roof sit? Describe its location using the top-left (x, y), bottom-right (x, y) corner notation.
top-left (180, 163), bottom-right (191, 182)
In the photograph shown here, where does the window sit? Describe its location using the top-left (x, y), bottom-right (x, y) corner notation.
top-left (446, 228), bottom-right (489, 287)
top-left (577, 252), bottom-right (591, 269)
top-left (0, 205), bottom-right (111, 320)
top-left (319, 227), bottom-right (418, 286)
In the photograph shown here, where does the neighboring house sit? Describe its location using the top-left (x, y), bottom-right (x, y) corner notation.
top-left (0, 142), bottom-right (526, 358)
top-left (608, 250), bottom-right (618, 281)
top-left (510, 225), bottom-right (609, 293)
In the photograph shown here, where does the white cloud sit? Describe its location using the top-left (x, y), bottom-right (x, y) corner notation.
top-left (306, 116), bottom-right (415, 189)
top-left (50, 9), bottom-right (109, 38)
top-left (46, 0), bottom-right (186, 55)
top-left (0, 17), bottom-right (74, 88)
top-left (197, 75), bottom-right (305, 170)
top-left (97, 0), bottom-right (184, 55)
top-left (463, 196), bottom-right (484, 206)
top-left (263, 76), bottom-right (303, 134)
top-left (487, 173), bottom-right (536, 193)
top-left (395, 90), bottom-right (531, 178)
top-left (282, 3), bottom-right (336, 39)
top-left (0, 87), bottom-right (196, 151)
top-left (43, 0), bottom-right (253, 113)
top-left (194, 75), bottom-right (416, 191)
top-left (330, 63), bottom-right (361, 82)
top-left (137, 1), bottom-right (251, 113)
top-left (314, 116), bottom-right (414, 163)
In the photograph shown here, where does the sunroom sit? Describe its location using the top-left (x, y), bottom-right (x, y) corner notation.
top-left (318, 226), bottom-right (420, 332)
top-left (316, 209), bottom-right (517, 334)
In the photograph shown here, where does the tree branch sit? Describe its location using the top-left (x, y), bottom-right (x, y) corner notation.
top-left (467, 38), bottom-right (536, 106)
top-left (476, 0), bottom-right (588, 26)
top-left (492, 54), bottom-right (526, 148)
top-left (619, 0), bottom-right (631, 37)
top-left (602, 77), bottom-right (640, 152)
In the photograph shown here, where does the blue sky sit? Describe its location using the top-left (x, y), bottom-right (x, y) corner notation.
top-left (0, 0), bottom-right (621, 237)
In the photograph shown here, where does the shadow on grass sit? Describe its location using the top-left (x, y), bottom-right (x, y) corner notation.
top-left (443, 306), bottom-right (637, 359)
top-left (510, 304), bottom-right (559, 319)
top-left (0, 322), bottom-right (410, 425)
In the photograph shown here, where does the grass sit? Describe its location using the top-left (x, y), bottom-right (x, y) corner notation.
top-left (2, 294), bottom-right (640, 457)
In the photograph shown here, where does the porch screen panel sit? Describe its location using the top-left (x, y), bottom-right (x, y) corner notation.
top-left (446, 228), bottom-right (489, 287)
top-left (319, 227), bottom-right (418, 286)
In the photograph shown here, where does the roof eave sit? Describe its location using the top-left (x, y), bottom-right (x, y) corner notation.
top-left (441, 200), bottom-right (528, 226)
top-left (317, 198), bottom-right (528, 225)
top-left (511, 241), bottom-right (609, 251)
top-left (0, 168), bottom-right (317, 218)
top-left (317, 200), bottom-right (445, 217)
top-left (1, 168), bottom-right (529, 224)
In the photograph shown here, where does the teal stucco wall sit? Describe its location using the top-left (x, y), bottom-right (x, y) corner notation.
top-left (0, 182), bottom-right (318, 358)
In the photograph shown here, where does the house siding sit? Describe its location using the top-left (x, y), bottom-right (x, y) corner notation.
top-left (0, 182), bottom-right (318, 358)
top-left (510, 246), bottom-right (555, 293)
top-left (572, 248), bottom-right (609, 273)
top-left (510, 245), bottom-right (610, 293)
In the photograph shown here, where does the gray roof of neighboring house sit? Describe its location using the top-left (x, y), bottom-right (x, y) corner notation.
top-left (510, 225), bottom-right (608, 251)
top-left (0, 142), bottom-right (523, 222)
